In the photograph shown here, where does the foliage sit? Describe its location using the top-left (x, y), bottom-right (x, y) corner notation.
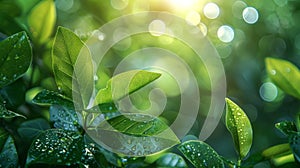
top-left (0, 0), bottom-right (300, 168)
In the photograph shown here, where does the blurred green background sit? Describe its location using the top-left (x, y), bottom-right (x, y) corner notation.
top-left (1, 0), bottom-right (300, 162)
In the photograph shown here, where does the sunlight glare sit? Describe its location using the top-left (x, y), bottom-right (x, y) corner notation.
top-left (169, 0), bottom-right (198, 10)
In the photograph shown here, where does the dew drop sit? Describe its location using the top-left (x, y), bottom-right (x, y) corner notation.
top-left (270, 69), bottom-right (276, 75)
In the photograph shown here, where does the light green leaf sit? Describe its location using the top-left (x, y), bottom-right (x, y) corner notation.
top-left (28, 0), bottom-right (56, 44)
top-left (275, 121), bottom-right (298, 136)
top-left (225, 98), bottom-right (253, 159)
top-left (155, 153), bottom-right (187, 167)
top-left (94, 70), bottom-right (161, 105)
top-left (0, 136), bottom-right (19, 168)
top-left (178, 140), bottom-right (225, 168)
top-left (26, 129), bottom-right (83, 166)
top-left (32, 89), bottom-right (73, 107)
top-left (0, 31), bottom-right (32, 88)
top-left (266, 57), bottom-right (300, 99)
top-left (52, 27), bottom-right (94, 109)
top-left (88, 113), bottom-right (179, 156)
top-left (17, 118), bottom-right (50, 141)
top-left (0, 100), bottom-right (26, 119)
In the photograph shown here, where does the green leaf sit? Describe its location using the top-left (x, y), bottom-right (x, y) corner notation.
top-left (0, 0), bottom-right (22, 17)
top-left (26, 129), bottom-right (83, 166)
top-left (0, 14), bottom-right (23, 35)
top-left (225, 98), bottom-right (253, 159)
top-left (88, 113), bottom-right (179, 156)
top-left (155, 153), bottom-right (187, 167)
top-left (262, 143), bottom-right (291, 159)
top-left (17, 118), bottom-right (50, 141)
top-left (94, 70), bottom-right (161, 105)
top-left (266, 57), bottom-right (300, 100)
top-left (275, 121), bottom-right (298, 136)
top-left (0, 136), bottom-right (19, 168)
top-left (289, 133), bottom-right (300, 163)
top-left (52, 27), bottom-right (94, 109)
top-left (28, 0), bottom-right (56, 44)
top-left (32, 89), bottom-right (73, 107)
top-left (0, 31), bottom-right (32, 88)
top-left (0, 128), bottom-right (9, 151)
top-left (178, 140), bottom-right (225, 168)
top-left (0, 100), bottom-right (25, 118)
top-left (50, 105), bottom-right (80, 132)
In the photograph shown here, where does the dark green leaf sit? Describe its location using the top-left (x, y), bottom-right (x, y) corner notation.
top-left (266, 57), bottom-right (300, 100)
top-left (178, 140), bottom-right (225, 168)
top-left (275, 121), bottom-right (297, 136)
top-left (84, 134), bottom-right (122, 167)
top-left (0, 0), bottom-right (21, 17)
top-left (156, 153), bottom-right (187, 167)
top-left (28, 0), bottom-right (56, 44)
top-left (32, 89), bottom-right (73, 107)
top-left (0, 14), bottom-right (23, 35)
top-left (88, 113), bottom-right (179, 156)
top-left (26, 129), bottom-right (83, 166)
top-left (0, 31), bottom-right (32, 88)
top-left (0, 128), bottom-right (8, 151)
top-left (49, 105), bottom-right (80, 132)
top-left (0, 79), bottom-right (26, 107)
top-left (225, 98), bottom-right (253, 159)
top-left (94, 70), bottom-right (161, 105)
top-left (52, 27), bottom-right (94, 109)
top-left (289, 133), bottom-right (300, 163)
top-left (0, 100), bottom-right (25, 118)
top-left (17, 118), bottom-right (50, 141)
top-left (0, 136), bottom-right (18, 168)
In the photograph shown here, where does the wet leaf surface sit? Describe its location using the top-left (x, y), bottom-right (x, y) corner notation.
top-left (178, 140), bottom-right (225, 168)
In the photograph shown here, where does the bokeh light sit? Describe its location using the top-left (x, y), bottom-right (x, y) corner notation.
top-left (185, 10), bottom-right (201, 26)
top-left (259, 82), bottom-right (278, 102)
top-left (111, 0), bottom-right (129, 10)
top-left (203, 2), bottom-right (220, 19)
top-left (217, 25), bottom-right (234, 43)
top-left (148, 20), bottom-right (166, 36)
top-left (242, 7), bottom-right (259, 24)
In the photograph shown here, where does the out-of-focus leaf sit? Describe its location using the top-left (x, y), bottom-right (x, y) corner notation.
top-left (94, 70), bottom-right (161, 106)
top-left (32, 89), bottom-right (73, 107)
top-left (88, 113), bottom-right (179, 156)
top-left (0, 128), bottom-right (8, 151)
top-left (225, 98), bottom-right (253, 159)
top-left (0, 100), bottom-right (25, 118)
top-left (155, 153), bottom-right (187, 167)
top-left (0, 79), bottom-right (26, 107)
top-left (262, 143), bottom-right (291, 159)
top-left (26, 129), bottom-right (83, 166)
top-left (28, 0), bottom-right (56, 44)
top-left (266, 57), bottom-right (300, 100)
top-left (0, 0), bottom-right (21, 17)
top-left (49, 105), bottom-right (80, 132)
top-left (0, 136), bottom-right (18, 168)
top-left (52, 27), bottom-right (94, 109)
top-left (178, 140), bottom-right (225, 168)
top-left (0, 31), bottom-right (32, 88)
top-left (0, 14), bottom-right (23, 35)
top-left (17, 118), bottom-right (50, 141)
top-left (289, 133), bottom-right (300, 163)
top-left (275, 121), bottom-right (298, 136)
